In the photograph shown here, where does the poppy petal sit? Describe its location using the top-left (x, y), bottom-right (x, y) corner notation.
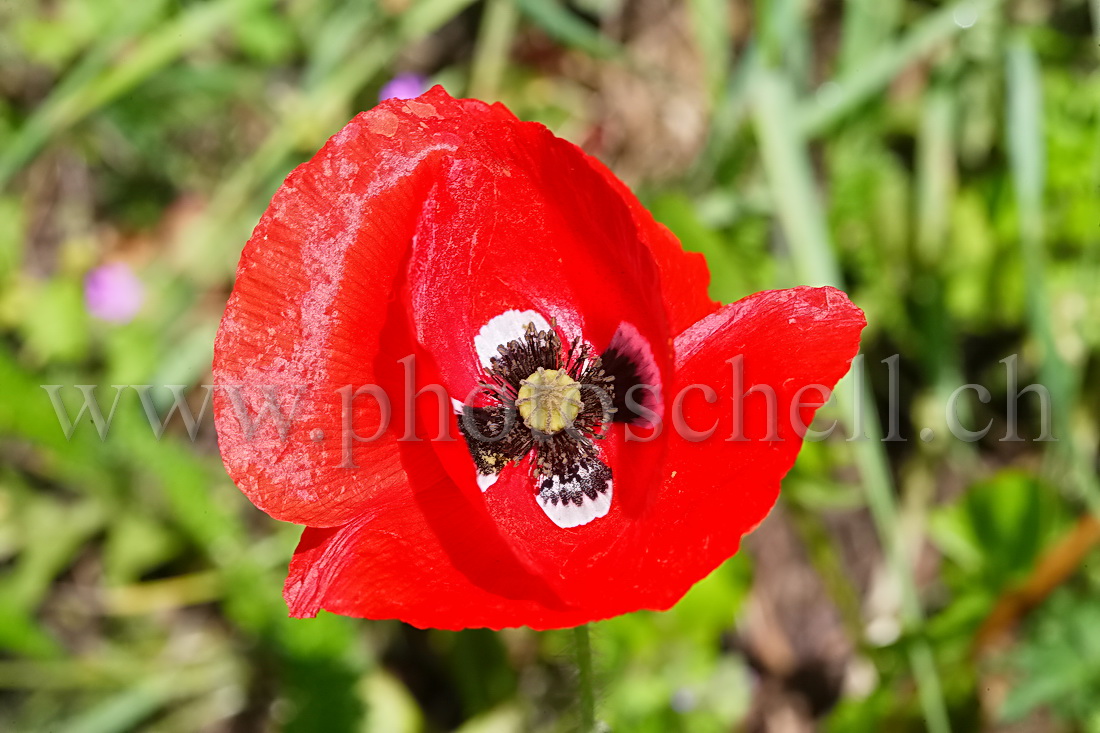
top-left (579, 155), bottom-right (718, 333)
top-left (283, 447), bottom-right (595, 630)
top-left (404, 113), bottom-right (674, 407)
top-left (615, 285), bottom-right (867, 609)
top-left (534, 455), bottom-right (614, 529)
top-left (213, 89), bottom-right (519, 527)
top-left (473, 309), bottom-right (551, 369)
top-left (388, 104), bottom-right (680, 547)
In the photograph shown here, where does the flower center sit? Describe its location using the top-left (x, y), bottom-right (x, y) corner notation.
top-left (516, 368), bottom-right (583, 434)
top-left (458, 312), bottom-right (658, 527)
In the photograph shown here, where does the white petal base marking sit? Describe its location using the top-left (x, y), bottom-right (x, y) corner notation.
top-left (474, 309), bottom-right (551, 369)
top-left (536, 463), bottom-right (613, 529)
top-left (476, 472), bottom-right (498, 492)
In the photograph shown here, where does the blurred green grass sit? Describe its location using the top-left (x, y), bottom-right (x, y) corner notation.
top-left (1, 0), bottom-right (1099, 731)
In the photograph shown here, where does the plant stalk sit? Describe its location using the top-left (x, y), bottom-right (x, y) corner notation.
top-left (573, 624), bottom-right (596, 732)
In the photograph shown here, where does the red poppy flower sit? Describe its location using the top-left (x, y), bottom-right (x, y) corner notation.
top-left (212, 86), bottom-right (865, 630)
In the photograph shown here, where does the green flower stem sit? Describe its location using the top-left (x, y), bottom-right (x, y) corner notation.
top-left (573, 624), bottom-right (596, 732)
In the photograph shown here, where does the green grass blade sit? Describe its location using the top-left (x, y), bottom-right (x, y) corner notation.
top-left (469, 0), bottom-right (520, 100)
top-left (1091, 0), bottom-right (1100, 47)
top-left (799, 0), bottom-right (1002, 137)
top-left (750, 70), bottom-right (842, 286)
top-left (687, 0), bottom-right (732, 103)
top-left (0, 0), bottom-right (269, 188)
top-left (1005, 37), bottom-right (1099, 508)
top-left (838, 0), bottom-right (903, 72)
top-left (512, 0), bottom-right (618, 58)
top-left (752, 67), bottom-right (952, 733)
top-left (398, 0), bottom-right (480, 38)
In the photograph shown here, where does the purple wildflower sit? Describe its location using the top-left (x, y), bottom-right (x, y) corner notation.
top-left (84, 263), bottom-right (144, 323)
top-left (378, 72), bottom-right (429, 102)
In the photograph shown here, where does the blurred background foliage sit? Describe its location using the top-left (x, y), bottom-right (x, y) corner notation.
top-left (0, 0), bottom-right (1098, 730)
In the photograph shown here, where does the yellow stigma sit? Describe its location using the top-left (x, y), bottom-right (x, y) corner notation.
top-left (516, 368), bottom-right (583, 434)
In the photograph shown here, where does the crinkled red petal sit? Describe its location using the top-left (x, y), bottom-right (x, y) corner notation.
top-left (282, 441), bottom-right (595, 630)
top-left (604, 286), bottom-right (867, 611)
top-left (213, 89), bottom-right (502, 526)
